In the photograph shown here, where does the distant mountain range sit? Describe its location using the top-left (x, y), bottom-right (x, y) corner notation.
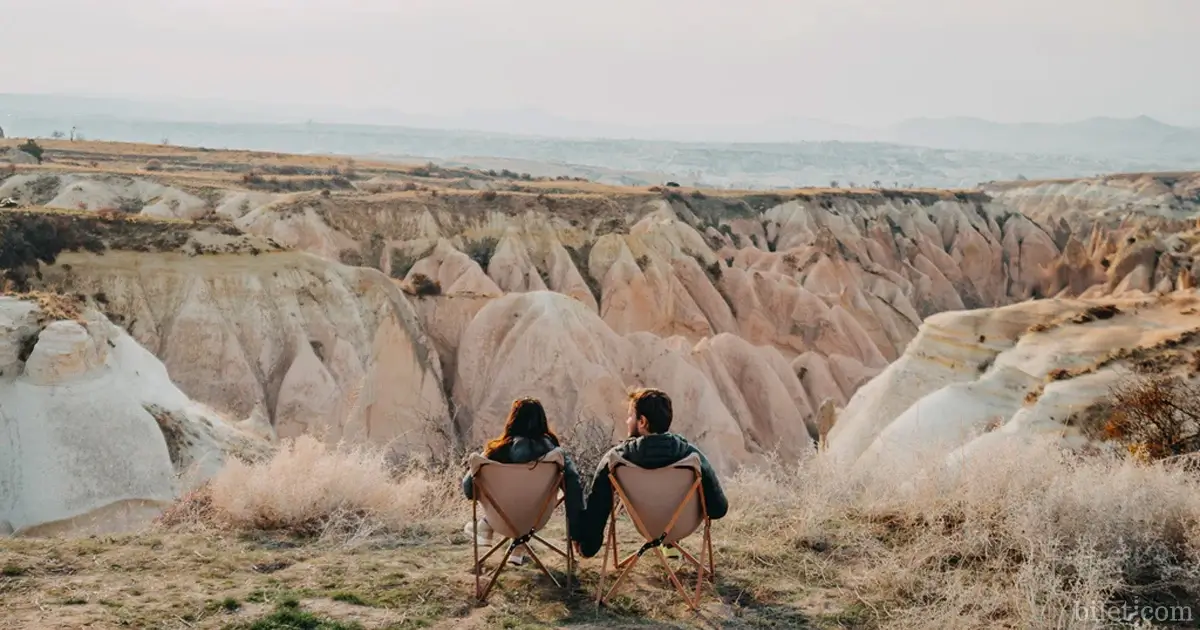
top-left (887, 115), bottom-right (1200, 161)
top-left (4, 93), bottom-right (1198, 161)
top-left (3, 93), bottom-right (1199, 189)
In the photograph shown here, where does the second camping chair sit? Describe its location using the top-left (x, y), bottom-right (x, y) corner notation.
top-left (595, 452), bottom-right (715, 610)
top-left (468, 448), bottom-right (574, 603)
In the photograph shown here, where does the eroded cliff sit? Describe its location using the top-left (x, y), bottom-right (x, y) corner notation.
top-left (4, 143), bottom-right (1200, 472)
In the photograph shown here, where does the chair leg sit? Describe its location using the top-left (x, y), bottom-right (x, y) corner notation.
top-left (617, 551), bottom-right (639, 569)
top-left (477, 544), bottom-right (518, 603)
top-left (705, 522), bottom-right (715, 583)
top-left (596, 522), bottom-right (612, 605)
top-left (524, 545), bottom-right (561, 589)
top-left (671, 544), bottom-right (703, 572)
top-left (473, 539), bottom-right (508, 574)
top-left (566, 525), bottom-right (574, 593)
top-left (652, 547), bottom-right (697, 611)
top-left (472, 501), bottom-right (479, 598)
top-left (602, 552), bottom-right (642, 604)
top-left (531, 534), bottom-right (567, 558)
top-left (596, 508), bottom-right (619, 606)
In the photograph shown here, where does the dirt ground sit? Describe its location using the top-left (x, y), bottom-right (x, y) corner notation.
top-left (0, 516), bottom-right (855, 630)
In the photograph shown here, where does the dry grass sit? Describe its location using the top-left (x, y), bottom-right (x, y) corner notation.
top-left (4, 437), bottom-right (1199, 628)
top-left (158, 435), bottom-right (460, 543)
top-left (736, 443), bottom-right (1200, 629)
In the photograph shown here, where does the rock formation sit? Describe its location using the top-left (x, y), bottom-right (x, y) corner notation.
top-left (827, 291), bottom-right (1200, 473)
top-left (0, 294), bottom-right (268, 536)
top-left (41, 246), bottom-right (451, 459)
top-left (5, 156), bottom-right (1200, 476)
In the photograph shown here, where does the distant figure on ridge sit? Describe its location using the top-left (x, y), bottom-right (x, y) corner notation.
top-left (574, 387), bottom-right (729, 558)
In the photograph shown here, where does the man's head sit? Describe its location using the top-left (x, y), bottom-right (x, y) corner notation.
top-left (626, 387), bottom-right (672, 438)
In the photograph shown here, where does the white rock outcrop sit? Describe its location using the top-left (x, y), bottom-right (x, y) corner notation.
top-left (0, 297), bottom-right (267, 536)
top-left (827, 292), bottom-right (1200, 474)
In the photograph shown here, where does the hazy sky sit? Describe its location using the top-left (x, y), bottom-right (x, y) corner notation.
top-left (5, 0), bottom-right (1198, 126)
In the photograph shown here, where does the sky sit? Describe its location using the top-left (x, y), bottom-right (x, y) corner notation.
top-left (4, 0), bottom-right (1199, 128)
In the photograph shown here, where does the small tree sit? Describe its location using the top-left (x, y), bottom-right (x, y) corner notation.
top-left (829, 180), bottom-right (839, 188)
top-left (50, 131), bottom-right (65, 139)
top-left (17, 139), bottom-right (44, 164)
top-left (1105, 373), bottom-right (1200, 460)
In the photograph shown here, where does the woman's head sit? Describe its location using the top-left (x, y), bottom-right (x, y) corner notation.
top-left (484, 397), bottom-right (559, 454)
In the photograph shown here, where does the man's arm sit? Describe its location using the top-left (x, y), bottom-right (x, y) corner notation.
top-left (575, 451), bottom-right (617, 558)
top-left (695, 449), bottom-right (728, 519)
top-left (560, 454), bottom-right (585, 538)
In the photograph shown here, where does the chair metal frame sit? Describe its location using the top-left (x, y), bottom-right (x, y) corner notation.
top-left (594, 463), bottom-right (715, 610)
top-left (469, 461), bottom-right (575, 604)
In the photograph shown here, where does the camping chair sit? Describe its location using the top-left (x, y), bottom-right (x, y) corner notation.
top-left (468, 448), bottom-right (574, 603)
top-left (595, 453), bottom-right (715, 610)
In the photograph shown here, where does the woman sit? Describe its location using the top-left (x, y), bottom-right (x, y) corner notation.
top-left (462, 397), bottom-right (584, 566)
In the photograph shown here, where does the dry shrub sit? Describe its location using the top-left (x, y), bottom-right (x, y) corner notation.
top-left (723, 442), bottom-right (1200, 629)
top-left (404, 272), bottom-right (442, 296)
top-left (558, 420), bottom-right (616, 491)
top-left (1106, 373), bottom-right (1200, 460)
top-left (159, 436), bottom-right (450, 541)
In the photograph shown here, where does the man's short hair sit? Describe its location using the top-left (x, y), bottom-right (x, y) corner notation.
top-left (629, 387), bottom-right (672, 434)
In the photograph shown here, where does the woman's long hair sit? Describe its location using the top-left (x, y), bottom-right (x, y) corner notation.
top-left (484, 397), bottom-right (560, 456)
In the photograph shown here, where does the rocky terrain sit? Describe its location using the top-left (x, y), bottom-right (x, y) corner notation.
top-left (4, 139), bottom-right (1200, 536)
top-left (828, 292), bottom-right (1200, 472)
top-left (0, 292), bottom-right (269, 537)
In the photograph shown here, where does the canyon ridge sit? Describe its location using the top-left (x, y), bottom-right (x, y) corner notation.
top-left (2, 139), bottom-right (1199, 535)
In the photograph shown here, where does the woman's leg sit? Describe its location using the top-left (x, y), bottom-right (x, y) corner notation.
top-left (464, 516), bottom-right (494, 545)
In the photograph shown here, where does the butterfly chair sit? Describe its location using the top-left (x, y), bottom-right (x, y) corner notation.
top-left (468, 448), bottom-right (575, 604)
top-left (595, 452), bottom-right (715, 610)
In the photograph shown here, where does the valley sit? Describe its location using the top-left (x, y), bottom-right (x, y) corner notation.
top-left (2, 139), bottom-right (1199, 628)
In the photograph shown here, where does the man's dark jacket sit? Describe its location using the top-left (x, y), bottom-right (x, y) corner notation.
top-left (462, 436), bottom-right (585, 536)
top-left (576, 433), bottom-right (728, 558)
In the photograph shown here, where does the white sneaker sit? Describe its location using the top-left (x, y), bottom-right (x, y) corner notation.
top-left (464, 519), bottom-right (493, 546)
top-left (508, 545), bottom-right (530, 566)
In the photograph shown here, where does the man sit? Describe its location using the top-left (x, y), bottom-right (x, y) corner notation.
top-left (575, 387), bottom-right (729, 558)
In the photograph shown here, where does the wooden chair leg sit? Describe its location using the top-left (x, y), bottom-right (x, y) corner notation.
top-left (477, 544), bottom-right (518, 603)
top-left (652, 547), bottom-right (697, 611)
top-left (596, 509), bottom-right (619, 606)
top-left (473, 539), bottom-right (509, 574)
top-left (602, 551), bottom-right (642, 604)
top-left (472, 500), bottom-right (479, 598)
top-left (566, 522), bottom-right (574, 593)
top-left (524, 545), bottom-right (561, 589)
top-left (705, 521), bottom-right (715, 583)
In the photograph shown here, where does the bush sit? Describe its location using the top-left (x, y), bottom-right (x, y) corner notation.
top-left (406, 273), bottom-right (442, 296)
top-left (1105, 373), bottom-right (1200, 460)
top-left (462, 237), bottom-right (498, 271)
top-left (337, 248), bottom-right (364, 267)
top-left (144, 159), bottom-right (163, 172)
top-left (0, 213), bottom-right (105, 291)
top-left (724, 441), bottom-right (1200, 628)
top-left (157, 436), bottom-right (446, 541)
top-left (17, 139), bottom-right (44, 164)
